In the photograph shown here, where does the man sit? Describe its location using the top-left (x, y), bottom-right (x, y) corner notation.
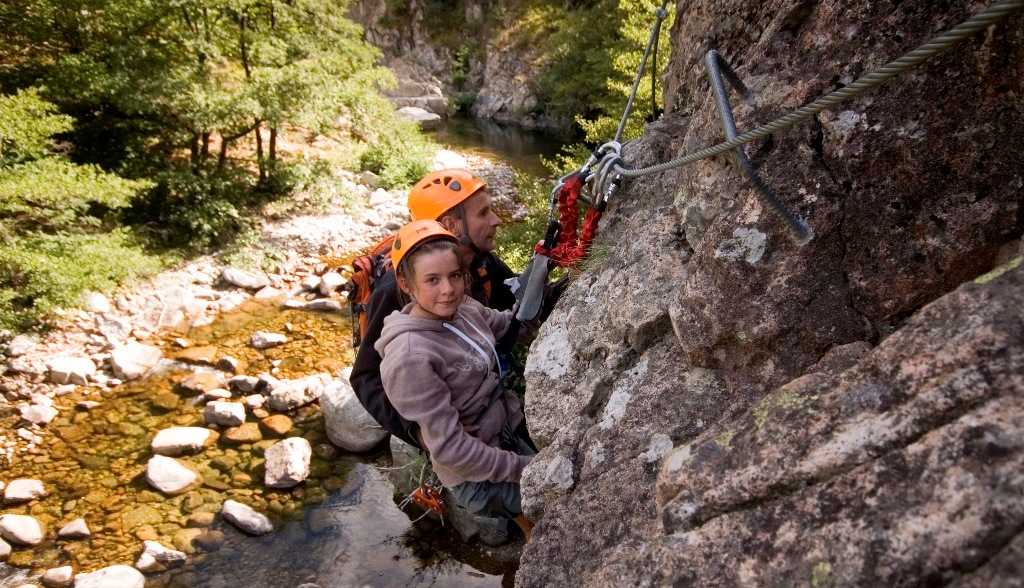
top-left (350, 169), bottom-right (520, 450)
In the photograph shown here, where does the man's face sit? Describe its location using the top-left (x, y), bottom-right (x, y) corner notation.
top-left (459, 190), bottom-right (501, 252)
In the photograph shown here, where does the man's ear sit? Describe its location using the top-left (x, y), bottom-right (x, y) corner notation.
top-left (438, 215), bottom-right (461, 236)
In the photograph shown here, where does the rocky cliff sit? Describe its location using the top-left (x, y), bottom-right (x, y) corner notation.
top-left (518, 0), bottom-right (1024, 585)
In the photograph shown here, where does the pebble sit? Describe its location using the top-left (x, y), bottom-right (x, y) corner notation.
top-left (222, 423), bottom-right (262, 444)
top-left (135, 540), bottom-right (187, 573)
top-left (249, 331), bottom-right (288, 350)
top-left (19, 403), bottom-right (59, 426)
top-left (145, 455), bottom-right (199, 495)
top-left (57, 518), bottom-right (91, 540)
top-left (203, 401), bottom-right (246, 426)
top-left (260, 415), bottom-right (293, 436)
top-left (41, 566), bottom-right (73, 588)
top-left (0, 514), bottom-right (45, 545)
top-left (151, 427), bottom-right (218, 457)
top-left (4, 479), bottom-right (46, 504)
top-left (221, 500), bottom-right (273, 535)
top-left (73, 565), bottom-right (145, 588)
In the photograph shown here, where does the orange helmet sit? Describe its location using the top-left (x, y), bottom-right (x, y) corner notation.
top-left (408, 169), bottom-right (486, 220)
top-left (391, 219), bottom-right (459, 269)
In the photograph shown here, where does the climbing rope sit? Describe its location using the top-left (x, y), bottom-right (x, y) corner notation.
top-left (613, 0), bottom-right (1024, 179)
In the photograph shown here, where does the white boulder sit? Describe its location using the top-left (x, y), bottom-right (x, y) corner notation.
top-left (0, 514), bottom-right (44, 545)
top-left (83, 292), bottom-right (112, 313)
top-left (57, 518), bottom-right (91, 540)
top-left (134, 540), bottom-right (186, 573)
top-left (151, 427), bottom-right (217, 456)
top-left (7, 334), bottom-right (37, 357)
top-left (0, 537), bottom-right (9, 560)
top-left (4, 479), bottom-right (46, 503)
top-left (110, 342), bottom-right (162, 381)
top-left (42, 566), bottom-right (74, 588)
top-left (221, 267), bottom-right (268, 290)
top-left (318, 272), bottom-right (345, 296)
top-left (264, 437), bottom-right (312, 488)
top-left (321, 378), bottom-right (387, 452)
top-left (19, 403), bottom-right (58, 426)
top-left (249, 331), bottom-right (287, 350)
top-left (73, 565), bottom-right (145, 588)
top-left (47, 356), bottom-right (96, 385)
top-left (203, 401), bottom-right (245, 427)
top-left (304, 299), bottom-right (343, 312)
top-left (268, 374), bottom-right (329, 412)
top-left (145, 455), bottom-right (198, 495)
top-left (221, 500), bottom-right (273, 535)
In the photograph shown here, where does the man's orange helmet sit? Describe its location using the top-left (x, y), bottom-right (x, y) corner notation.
top-left (391, 219), bottom-right (459, 269)
top-left (408, 169), bottom-right (486, 220)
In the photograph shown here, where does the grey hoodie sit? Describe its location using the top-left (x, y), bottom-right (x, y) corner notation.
top-left (376, 296), bottom-right (530, 487)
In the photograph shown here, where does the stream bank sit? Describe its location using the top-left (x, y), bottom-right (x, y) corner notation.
top-left (0, 121), bottom-right (563, 587)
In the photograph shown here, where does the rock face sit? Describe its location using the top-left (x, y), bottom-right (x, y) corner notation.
top-left (516, 2), bottom-right (1024, 586)
top-left (321, 379), bottom-right (388, 452)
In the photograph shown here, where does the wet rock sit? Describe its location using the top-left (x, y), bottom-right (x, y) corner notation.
top-left (303, 299), bottom-right (343, 312)
top-left (221, 499), bottom-right (273, 535)
top-left (267, 374), bottom-right (329, 412)
top-left (134, 540), bottom-right (186, 573)
top-left (203, 401), bottom-right (245, 427)
top-left (57, 518), bottom-right (91, 540)
top-left (145, 455), bottom-right (199, 495)
top-left (186, 512), bottom-right (215, 528)
top-left (317, 271), bottom-right (345, 296)
top-left (0, 514), bottom-right (44, 546)
top-left (222, 423), bottom-right (262, 444)
top-left (151, 427), bottom-right (219, 456)
top-left (73, 564), bottom-right (145, 588)
top-left (41, 566), bottom-right (73, 588)
top-left (0, 537), bottom-right (9, 560)
top-left (228, 375), bottom-right (259, 393)
top-left (203, 388), bottom-right (232, 401)
top-left (321, 378), bottom-right (387, 452)
top-left (47, 356), bottom-right (96, 385)
top-left (193, 529), bottom-right (225, 552)
top-left (173, 345), bottom-right (219, 366)
top-left (4, 479), bottom-right (46, 503)
top-left (259, 414), bottom-right (293, 436)
top-left (216, 356), bottom-right (240, 373)
top-left (178, 371), bottom-right (226, 394)
top-left (151, 392), bottom-right (180, 411)
top-left (19, 403), bottom-right (58, 425)
top-left (7, 334), bottom-right (37, 357)
top-left (264, 437), bottom-right (312, 488)
top-left (220, 267), bottom-right (269, 291)
top-left (110, 342), bottom-right (162, 380)
top-left (254, 286), bottom-right (285, 300)
top-left (249, 331), bottom-right (288, 350)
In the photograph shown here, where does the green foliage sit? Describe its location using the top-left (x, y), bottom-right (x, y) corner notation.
top-left (495, 171), bottom-right (551, 273)
top-left (137, 168), bottom-right (253, 251)
top-left (0, 89), bottom-right (73, 165)
top-left (0, 230), bottom-right (169, 330)
top-left (358, 118), bottom-right (437, 189)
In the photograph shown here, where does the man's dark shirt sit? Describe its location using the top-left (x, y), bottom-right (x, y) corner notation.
top-left (349, 253), bottom-right (517, 449)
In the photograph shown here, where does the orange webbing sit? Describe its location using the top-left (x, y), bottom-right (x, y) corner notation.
top-left (535, 173), bottom-right (602, 267)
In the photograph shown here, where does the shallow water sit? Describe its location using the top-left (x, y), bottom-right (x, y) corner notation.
top-left (1, 300), bottom-right (515, 586)
top-left (428, 117), bottom-right (570, 176)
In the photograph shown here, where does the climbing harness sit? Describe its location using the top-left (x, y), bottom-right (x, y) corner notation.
top-left (599, 0), bottom-right (1024, 242)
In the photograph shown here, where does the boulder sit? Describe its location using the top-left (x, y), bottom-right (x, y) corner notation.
top-left (19, 403), bottom-right (58, 426)
top-left (253, 286), bottom-right (285, 300)
top-left (264, 437), bottom-right (312, 488)
top-left (145, 456), bottom-right (198, 495)
top-left (134, 540), bottom-right (186, 573)
top-left (249, 331), bottom-right (287, 350)
top-left (203, 401), bottom-right (245, 427)
top-left (228, 375), bottom-right (260, 393)
top-left (73, 565), bottom-right (145, 588)
top-left (6, 334), bottom-right (37, 357)
top-left (220, 267), bottom-right (268, 290)
top-left (110, 342), bottom-right (162, 381)
top-left (42, 566), bottom-right (73, 588)
top-left (57, 518), bottom-right (91, 540)
top-left (151, 427), bottom-right (218, 456)
top-left (321, 378), bottom-right (387, 452)
top-left (267, 374), bottom-right (329, 412)
top-left (4, 479), bottom-right (46, 503)
top-left (317, 271), bottom-right (345, 296)
top-left (46, 356), bottom-right (95, 385)
top-left (0, 514), bottom-right (44, 546)
top-left (221, 500), bottom-right (273, 535)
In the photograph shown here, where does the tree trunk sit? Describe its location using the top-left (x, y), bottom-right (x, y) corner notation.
top-left (200, 132), bottom-right (210, 166)
top-left (189, 133), bottom-right (200, 174)
top-left (254, 122), bottom-right (266, 184)
top-left (218, 139), bottom-right (229, 170)
top-left (269, 127), bottom-right (277, 164)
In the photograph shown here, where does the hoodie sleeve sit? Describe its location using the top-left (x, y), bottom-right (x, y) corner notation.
top-left (380, 337), bottom-right (530, 484)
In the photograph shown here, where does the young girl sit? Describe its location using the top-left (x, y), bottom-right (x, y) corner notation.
top-left (376, 219), bottom-right (535, 540)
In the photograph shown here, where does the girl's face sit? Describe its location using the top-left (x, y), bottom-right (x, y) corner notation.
top-left (401, 249), bottom-right (466, 320)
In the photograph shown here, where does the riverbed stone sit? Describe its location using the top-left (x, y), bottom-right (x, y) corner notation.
top-left (73, 564), bottom-right (145, 588)
top-left (259, 415), bottom-right (293, 436)
top-left (173, 345), bottom-right (219, 366)
top-left (57, 518), bottom-right (91, 540)
top-left (4, 479), bottom-right (47, 503)
top-left (264, 437), bottom-right (311, 488)
top-left (221, 500), bottom-right (273, 535)
top-left (151, 427), bottom-right (219, 456)
top-left (0, 514), bottom-right (44, 546)
top-left (203, 401), bottom-right (245, 426)
top-left (186, 512), bottom-right (215, 528)
top-left (7, 334), bottom-right (37, 357)
top-left (171, 528), bottom-right (203, 554)
top-left (249, 331), bottom-right (288, 350)
top-left (216, 356), bottom-right (241, 373)
top-left (178, 371), bottom-right (226, 394)
top-left (121, 505), bottom-right (162, 530)
top-left (267, 373), bottom-right (329, 412)
top-left (134, 540), bottom-right (186, 573)
top-left (193, 529), bottom-right (225, 552)
top-left (244, 394), bottom-right (266, 410)
top-left (221, 267), bottom-right (268, 290)
top-left (19, 403), bottom-right (58, 426)
top-left (150, 392), bottom-right (180, 411)
top-left (321, 378), bottom-right (387, 452)
top-left (109, 342), bottom-right (162, 381)
top-left (228, 375), bottom-right (259, 393)
top-left (0, 537), bottom-right (9, 560)
top-left (47, 356), bottom-right (95, 385)
top-left (222, 422), bottom-right (262, 444)
top-left (396, 106), bottom-right (442, 130)
top-left (202, 388), bottom-right (232, 401)
top-left (145, 455), bottom-right (198, 495)
top-left (303, 299), bottom-right (343, 312)
top-left (42, 566), bottom-right (73, 588)
top-left (317, 271), bottom-right (345, 296)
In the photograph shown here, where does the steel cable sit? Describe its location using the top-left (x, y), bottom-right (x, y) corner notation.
top-left (613, 0), bottom-right (1024, 178)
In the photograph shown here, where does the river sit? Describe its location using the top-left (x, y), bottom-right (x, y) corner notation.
top-left (0, 118), bottom-right (566, 588)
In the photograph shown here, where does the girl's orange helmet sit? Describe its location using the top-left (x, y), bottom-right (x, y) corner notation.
top-left (390, 220), bottom-right (459, 269)
top-left (407, 169), bottom-right (487, 220)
